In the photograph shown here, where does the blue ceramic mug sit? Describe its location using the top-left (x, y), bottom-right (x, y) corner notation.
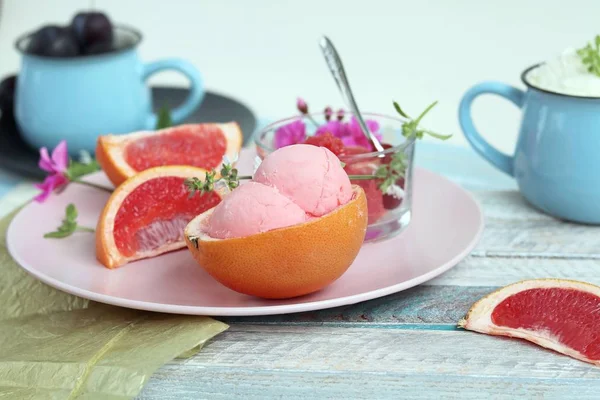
top-left (14, 26), bottom-right (203, 153)
top-left (459, 64), bottom-right (600, 224)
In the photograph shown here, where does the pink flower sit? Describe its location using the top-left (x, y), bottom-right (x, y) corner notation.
top-left (34, 174), bottom-right (69, 203)
top-left (315, 120), bottom-right (348, 138)
top-left (345, 117), bottom-right (382, 149)
top-left (34, 140), bottom-right (70, 203)
top-left (274, 120), bottom-right (306, 149)
top-left (296, 97), bottom-right (308, 114)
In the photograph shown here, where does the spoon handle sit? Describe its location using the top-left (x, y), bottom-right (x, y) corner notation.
top-left (319, 36), bottom-right (385, 152)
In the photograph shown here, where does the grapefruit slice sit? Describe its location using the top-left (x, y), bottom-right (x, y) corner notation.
top-left (96, 122), bottom-right (243, 186)
top-left (459, 279), bottom-right (600, 366)
top-left (184, 185), bottom-right (368, 299)
top-left (96, 166), bottom-right (222, 269)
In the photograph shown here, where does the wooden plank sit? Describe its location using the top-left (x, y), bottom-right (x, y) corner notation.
top-left (218, 253), bottom-right (600, 327)
top-left (220, 285), bottom-right (490, 327)
top-left (430, 256), bottom-right (600, 287)
top-left (473, 191), bottom-right (600, 257)
top-left (138, 326), bottom-right (600, 399)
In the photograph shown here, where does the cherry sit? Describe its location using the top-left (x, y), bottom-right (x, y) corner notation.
top-left (0, 75), bottom-right (17, 119)
top-left (47, 28), bottom-right (80, 57)
top-left (26, 26), bottom-right (79, 57)
top-left (71, 12), bottom-right (114, 55)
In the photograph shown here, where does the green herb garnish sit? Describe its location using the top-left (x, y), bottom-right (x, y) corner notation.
top-left (577, 35), bottom-right (600, 77)
top-left (374, 150), bottom-right (409, 194)
top-left (184, 163), bottom-right (251, 197)
top-left (44, 204), bottom-right (94, 239)
top-left (156, 106), bottom-right (173, 129)
top-left (394, 101), bottom-right (452, 140)
top-left (64, 159), bottom-right (101, 181)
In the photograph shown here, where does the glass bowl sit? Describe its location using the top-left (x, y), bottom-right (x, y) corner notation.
top-left (254, 112), bottom-right (416, 242)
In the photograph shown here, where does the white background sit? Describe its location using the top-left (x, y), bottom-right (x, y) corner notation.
top-left (1, 0), bottom-right (598, 153)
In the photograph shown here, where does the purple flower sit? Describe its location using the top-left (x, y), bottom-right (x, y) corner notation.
top-left (34, 140), bottom-right (69, 203)
top-left (315, 120), bottom-right (348, 138)
top-left (296, 97), bottom-right (308, 114)
top-left (274, 120), bottom-right (307, 149)
top-left (324, 106), bottom-right (333, 121)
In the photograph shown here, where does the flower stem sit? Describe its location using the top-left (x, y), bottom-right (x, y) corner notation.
top-left (238, 174), bottom-right (376, 182)
top-left (347, 175), bottom-right (377, 180)
top-left (304, 114), bottom-right (321, 128)
top-left (71, 179), bottom-right (113, 193)
top-left (76, 226), bottom-right (95, 233)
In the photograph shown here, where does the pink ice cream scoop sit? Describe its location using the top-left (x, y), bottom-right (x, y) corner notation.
top-left (254, 144), bottom-right (352, 217)
top-left (206, 181), bottom-right (306, 239)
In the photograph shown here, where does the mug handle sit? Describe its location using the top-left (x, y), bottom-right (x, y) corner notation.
top-left (458, 81), bottom-right (525, 177)
top-left (142, 59), bottom-right (204, 129)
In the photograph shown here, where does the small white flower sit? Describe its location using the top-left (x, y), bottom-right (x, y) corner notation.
top-left (253, 156), bottom-right (262, 174)
top-left (78, 150), bottom-right (93, 165)
top-left (213, 179), bottom-right (232, 197)
top-left (222, 152), bottom-right (239, 166)
top-left (385, 183), bottom-right (404, 199)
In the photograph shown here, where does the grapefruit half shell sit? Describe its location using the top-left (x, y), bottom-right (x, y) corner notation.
top-left (184, 185), bottom-right (368, 299)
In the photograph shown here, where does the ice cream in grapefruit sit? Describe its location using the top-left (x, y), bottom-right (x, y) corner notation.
top-left (184, 144), bottom-right (368, 299)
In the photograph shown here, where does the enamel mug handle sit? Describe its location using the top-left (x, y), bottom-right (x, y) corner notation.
top-left (458, 81), bottom-right (525, 177)
top-left (142, 58), bottom-right (204, 129)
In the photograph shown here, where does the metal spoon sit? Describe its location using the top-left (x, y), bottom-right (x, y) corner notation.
top-left (319, 35), bottom-right (385, 152)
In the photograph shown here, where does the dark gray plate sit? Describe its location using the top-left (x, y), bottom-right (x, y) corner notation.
top-left (0, 86), bottom-right (257, 180)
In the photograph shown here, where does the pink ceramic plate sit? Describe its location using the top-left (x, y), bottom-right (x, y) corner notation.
top-left (7, 148), bottom-right (483, 316)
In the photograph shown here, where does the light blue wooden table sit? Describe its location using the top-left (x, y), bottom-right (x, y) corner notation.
top-left (3, 140), bottom-right (598, 399)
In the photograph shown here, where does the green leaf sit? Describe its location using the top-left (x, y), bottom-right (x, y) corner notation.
top-left (578, 35), bottom-right (600, 77)
top-left (393, 101), bottom-right (410, 119)
top-left (414, 101), bottom-right (438, 125)
top-left (375, 166), bottom-right (388, 178)
top-left (44, 204), bottom-right (94, 239)
top-left (423, 130), bottom-right (453, 140)
top-left (389, 158), bottom-right (404, 172)
top-left (156, 106), bottom-right (173, 129)
top-left (65, 159), bottom-right (101, 180)
top-left (65, 203), bottom-right (78, 222)
top-left (44, 230), bottom-right (74, 239)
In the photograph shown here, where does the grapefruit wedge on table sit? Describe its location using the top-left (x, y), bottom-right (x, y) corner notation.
top-left (96, 166), bottom-right (222, 269)
top-left (459, 279), bottom-right (600, 366)
top-left (96, 122), bottom-right (243, 186)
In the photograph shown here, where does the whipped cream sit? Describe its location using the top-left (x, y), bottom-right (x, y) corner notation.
top-left (526, 48), bottom-right (600, 97)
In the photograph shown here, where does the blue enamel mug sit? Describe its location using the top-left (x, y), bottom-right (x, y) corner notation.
top-left (459, 64), bottom-right (600, 224)
top-left (14, 26), bottom-right (203, 154)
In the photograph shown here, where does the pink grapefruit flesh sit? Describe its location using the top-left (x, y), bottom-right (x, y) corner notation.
top-left (113, 176), bottom-right (221, 257)
top-left (459, 279), bottom-right (600, 366)
top-left (124, 125), bottom-right (227, 170)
